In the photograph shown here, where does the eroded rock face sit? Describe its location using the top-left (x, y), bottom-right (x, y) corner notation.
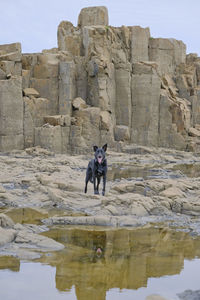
top-left (1, 6), bottom-right (200, 153)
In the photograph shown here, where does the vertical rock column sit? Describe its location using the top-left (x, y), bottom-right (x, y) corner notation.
top-left (131, 63), bottom-right (161, 146)
top-left (59, 61), bottom-right (75, 115)
top-left (131, 26), bottom-right (150, 63)
top-left (0, 43), bottom-right (24, 151)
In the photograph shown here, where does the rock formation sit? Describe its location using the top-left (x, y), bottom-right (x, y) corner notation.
top-left (1, 6), bottom-right (200, 153)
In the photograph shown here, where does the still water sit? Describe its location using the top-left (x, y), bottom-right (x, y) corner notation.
top-left (1, 225), bottom-right (200, 300)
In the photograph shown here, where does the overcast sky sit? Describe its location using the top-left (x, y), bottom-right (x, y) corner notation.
top-left (1, 0), bottom-right (199, 55)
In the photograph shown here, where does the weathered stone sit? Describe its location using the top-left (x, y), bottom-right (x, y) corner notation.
top-left (23, 87), bottom-right (40, 98)
top-left (30, 78), bottom-right (58, 115)
top-left (149, 38), bottom-right (175, 74)
top-left (0, 43), bottom-right (21, 62)
top-left (115, 66), bottom-right (131, 126)
top-left (131, 26), bottom-right (150, 63)
top-left (0, 52), bottom-right (20, 62)
top-left (34, 123), bottom-right (70, 154)
top-left (196, 62), bottom-right (200, 85)
top-left (100, 111), bottom-right (112, 131)
top-left (87, 59), bottom-right (99, 77)
top-left (0, 227), bottom-right (16, 246)
top-left (75, 57), bottom-right (88, 100)
top-left (0, 135), bottom-right (24, 152)
top-left (131, 63), bottom-right (161, 146)
top-left (33, 54), bottom-right (59, 79)
top-left (0, 77), bottom-right (24, 151)
top-left (114, 125), bottom-right (130, 141)
top-left (0, 68), bottom-right (6, 79)
top-left (160, 187), bottom-right (185, 199)
top-left (191, 89), bottom-right (200, 125)
top-left (0, 213), bottom-right (14, 228)
top-left (35, 126), bottom-right (62, 153)
top-left (57, 21), bottom-right (74, 51)
top-left (176, 74), bottom-right (190, 99)
top-left (22, 53), bottom-right (37, 70)
top-left (22, 69), bottom-right (31, 89)
top-left (24, 96), bottom-right (50, 147)
top-left (44, 115), bottom-right (70, 126)
top-left (78, 6), bottom-right (108, 28)
top-left (159, 91), bottom-right (186, 150)
top-left (72, 97), bottom-right (87, 110)
top-left (71, 107), bottom-right (102, 151)
top-left (133, 61), bottom-right (158, 74)
top-left (0, 61), bottom-right (14, 75)
top-left (57, 21), bottom-right (82, 56)
top-left (0, 43), bottom-right (21, 55)
top-left (58, 61), bottom-right (75, 115)
top-left (188, 127), bottom-right (200, 137)
top-left (170, 38), bottom-right (186, 65)
top-left (82, 25), bottom-right (111, 59)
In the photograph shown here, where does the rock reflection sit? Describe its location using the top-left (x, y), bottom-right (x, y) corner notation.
top-left (108, 164), bottom-right (182, 181)
top-left (0, 256), bottom-right (20, 272)
top-left (40, 226), bottom-right (200, 300)
top-left (172, 163), bottom-right (200, 178)
top-left (3, 207), bottom-right (48, 225)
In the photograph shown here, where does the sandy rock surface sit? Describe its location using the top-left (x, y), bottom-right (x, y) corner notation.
top-left (0, 145), bottom-right (200, 229)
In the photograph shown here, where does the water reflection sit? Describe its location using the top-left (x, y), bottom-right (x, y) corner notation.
top-left (172, 163), bottom-right (200, 178)
top-left (107, 164), bottom-right (183, 181)
top-left (0, 207), bottom-right (85, 225)
top-left (3, 207), bottom-right (48, 225)
top-left (38, 226), bottom-right (200, 299)
top-left (0, 256), bottom-right (20, 272)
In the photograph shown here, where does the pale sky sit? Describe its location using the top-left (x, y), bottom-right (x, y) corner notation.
top-left (1, 0), bottom-right (199, 55)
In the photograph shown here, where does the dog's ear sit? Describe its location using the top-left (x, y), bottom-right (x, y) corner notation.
top-left (102, 144), bottom-right (107, 152)
top-left (93, 145), bottom-right (98, 152)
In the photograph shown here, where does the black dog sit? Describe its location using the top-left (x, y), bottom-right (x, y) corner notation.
top-left (84, 144), bottom-right (107, 196)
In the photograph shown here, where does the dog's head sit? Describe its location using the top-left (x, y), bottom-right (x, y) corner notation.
top-left (93, 144), bottom-right (107, 165)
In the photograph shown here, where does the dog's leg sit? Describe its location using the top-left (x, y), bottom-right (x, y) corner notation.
top-left (97, 177), bottom-right (101, 193)
top-left (84, 178), bottom-right (88, 193)
top-left (84, 169), bottom-right (91, 194)
top-left (93, 175), bottom-right (99, 195)
top-left (102, 174), bottom-right (106, 196)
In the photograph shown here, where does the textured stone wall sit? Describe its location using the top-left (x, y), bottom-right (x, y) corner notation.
top-left (1, 6), bottom-right (200, 153)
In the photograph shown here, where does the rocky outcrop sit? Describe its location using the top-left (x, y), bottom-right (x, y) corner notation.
top-left (1, 6), bottom-right (200, 153)
top-left (1, 145), bottom-right (200, 222)
top-left (0, 212), bottom-right (64, 259)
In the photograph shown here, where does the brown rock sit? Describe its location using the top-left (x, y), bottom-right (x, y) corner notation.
top-left (0, 213), bottom-right (14, 228)
top-left (0, 227), bottom-right (16, 246)
top-left (23, 87), bottom-right (40, 98)
top-left (72, 97), bottom-right (87, 110)
top-left (0, 77), bottom-right (24, 151)
top-left (44, 115), bottom-right (70, 126)
top-left (188, 127), bottom-right (200, 137)
top-left (78, 6), bottom-right (109, 27)
top-left (131, 26), bottom-right (150, 63)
